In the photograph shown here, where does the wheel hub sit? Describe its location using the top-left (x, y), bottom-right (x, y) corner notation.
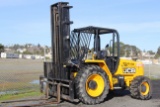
top-left (141, 84), bottom-right (147, 92)
top-left (86, 74), bottom-right (105, 97)
top-left (140, 81), bottom-right (150, 96)
top-left (88, 80), bottom-right (97, 90)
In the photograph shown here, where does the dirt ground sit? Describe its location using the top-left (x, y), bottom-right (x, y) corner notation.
top-left (1, 80), bottom-right (160, 107)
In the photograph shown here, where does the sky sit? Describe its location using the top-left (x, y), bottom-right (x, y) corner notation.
top-left (0, 0), bottom-right (160, 52)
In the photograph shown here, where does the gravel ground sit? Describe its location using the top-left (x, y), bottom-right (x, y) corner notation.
top-left (1, 80), bottom-right (160, 107)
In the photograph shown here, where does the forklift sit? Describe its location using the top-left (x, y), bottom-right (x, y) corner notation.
top-left (40, 2), bottom-right (152, 105)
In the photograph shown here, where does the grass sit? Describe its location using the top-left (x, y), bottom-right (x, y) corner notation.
top-left (0, 90), bottom-right (43, 102)
top-left (0, 59), bottom-right (43, 101)
top-left (0, 59), bottom-right (43, 88)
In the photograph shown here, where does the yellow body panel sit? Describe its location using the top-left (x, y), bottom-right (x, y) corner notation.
top-left (115, 58), bottom-right (144, 87)
top-left (85, 58), bottom-right (144, 89)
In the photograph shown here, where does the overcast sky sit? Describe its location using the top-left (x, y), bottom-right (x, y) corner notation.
top-left (0, 0), bottom-right (160, 52)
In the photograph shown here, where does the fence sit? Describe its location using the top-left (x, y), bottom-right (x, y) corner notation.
top-left (0, 59), bottom-right (160, 98)
top-left (144, 64), bottom-right (160, 79)
top-left (0, 59), bottom-right (43, 97)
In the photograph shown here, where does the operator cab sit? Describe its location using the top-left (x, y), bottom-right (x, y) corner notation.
top-left (71, 26), bottom-right (120, 73)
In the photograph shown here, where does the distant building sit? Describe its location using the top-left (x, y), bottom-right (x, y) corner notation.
top-left (34, 55), bottom-right (44, 60)
top-left (142, 51), bottom-right (155, 58)
top-left (141, 59), bottom-right (152, 64)
top-left (120, 57), bottom-right (132, 60)
top-left (23, 54), bottom-right (32, 59)
top-left (23, 54), bottom-right (44, 60)
top-left (19, 54), bottom-right (23, 59)
top-left (45, 52), bottom-right (52, 59)
top-left (17, 48), bottom-right (26, 53)
top-left (1, 52), bottom-right (19, 59)
top-left (152, 59), bottom-right (159, 64)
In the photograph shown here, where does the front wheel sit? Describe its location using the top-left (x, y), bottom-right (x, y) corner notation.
top-left (75, 65), bottom-right (109, 104)
top-left (130, 76), bottom-right (152, 100)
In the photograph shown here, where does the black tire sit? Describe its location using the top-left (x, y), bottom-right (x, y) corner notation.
top-left (130, 76), bottom-right (152, 100)
top-left (75, 65), bottom-right (109, 104)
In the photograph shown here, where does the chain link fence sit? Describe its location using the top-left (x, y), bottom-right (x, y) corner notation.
top-left (144, 64), bottom-right (160, 79)
top-left (0, 59), bottom-right (159, 98)
top-left (0, 59), bottom-right (43, 97)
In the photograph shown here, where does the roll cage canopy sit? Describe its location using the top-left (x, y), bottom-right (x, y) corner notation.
top-left (73, 26), bottom-right (118, 34)
top-left (71, 26), bottom-right (120, 58)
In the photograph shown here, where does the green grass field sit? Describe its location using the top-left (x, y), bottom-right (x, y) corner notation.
top-left (0, 59), bottom-right (43, 101)
top-left (0, 91), bottom-right (43, 101)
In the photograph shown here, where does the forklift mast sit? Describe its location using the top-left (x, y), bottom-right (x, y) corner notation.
top-left (51, 2), bottom-right (72, 66)
top-left (47, 2), bottom-right (74, 81)
top-left (51, 2), bottom-right (72, 71)
top-left (43, 2), bottom-right (75, 100)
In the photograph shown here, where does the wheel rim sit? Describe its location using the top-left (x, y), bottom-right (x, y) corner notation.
top-left (86, 74), bottom-right (105, 97)
top-left (140, 81), bottom-right (150, 96)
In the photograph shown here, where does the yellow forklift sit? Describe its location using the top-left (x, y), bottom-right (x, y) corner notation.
top-left (40, 2), bottom-right (152, 105)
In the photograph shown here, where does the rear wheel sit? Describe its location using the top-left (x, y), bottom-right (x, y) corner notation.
top-left (130, 76), bottom-right (152, 100)
top-left (75, 65), bottom-right (109, 104)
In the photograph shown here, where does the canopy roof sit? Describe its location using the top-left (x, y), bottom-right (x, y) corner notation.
top-left (73, 26), bottom-right (117, 34)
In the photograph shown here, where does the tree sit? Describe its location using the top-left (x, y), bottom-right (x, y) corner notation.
top-left (37, 44), bottom-right (41, 48)
top-left (147, 50), bottom-right (155, 55)
top-left (23, 50), bottom-right (32, 55)
top-left (0, 44), bottom-right (4, 57)
top-left (155, 46), bottom-right (160, 59)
